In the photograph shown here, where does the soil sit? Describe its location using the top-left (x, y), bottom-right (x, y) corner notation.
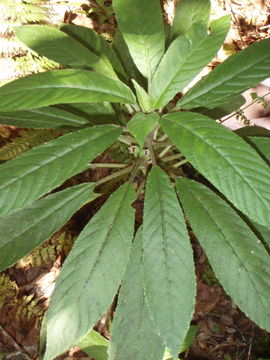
top-left (0, 1), bottom-right (270, 360)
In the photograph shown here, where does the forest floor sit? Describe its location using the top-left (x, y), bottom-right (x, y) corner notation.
top-left (0, 1), bottom-right (270, 360)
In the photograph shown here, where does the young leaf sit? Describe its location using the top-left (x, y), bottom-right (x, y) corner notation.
top-left (16, 25), bottom-right (117, 79)
top-left (132, 80), bottom-right (151, 112)
top-left (112, 30), bottom-right (145, 85)
top-left (0, 183), bottom-right (99, 271)
top-left (177, 177), bottom-right (270, 332)
top-left (0, 69), bottom-right (136, 112)
top-left (0, 106), bottom-right (90, 129)
top-left (171, 0), bottom-right (211, 39)
top-left (178, 38), bottom-right (270, 109)
top-left (79, 329), bottom-right (108, 360)
top-left (60, 24), bottom-right (126, 80)
top-left (160, 112), bottom-right (270, 227)
top-left (150, 16), bottom-right (230, 109)
top-left (127, 112), bottom-right (159, 148)
top-left (114, 0), bottom-right (165, 79)
top-left (109, 228), bottom-right (165, 360)
top-left (142, 166), bottom-right (196, 359)
top-left (44, 182), bottom-right (136, 360)
top-left (0, 125), bottom-right (121, 217)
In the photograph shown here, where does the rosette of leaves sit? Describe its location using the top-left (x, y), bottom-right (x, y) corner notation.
top-left (0, 0), bottom-right (270, 359)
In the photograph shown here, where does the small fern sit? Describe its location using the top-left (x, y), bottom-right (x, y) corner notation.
top-left (15, 230), bottom-right (76, 269)
top-left (0, 128), bottom-right (63, 161)
top-left (0, 273), bottom-right (18, 308)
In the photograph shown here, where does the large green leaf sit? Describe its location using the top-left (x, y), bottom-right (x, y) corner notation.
top-left (113, 0), bottom-right (165, 79)
top-left (0, 183), bottom-right (99, 271)
top-left (171, 0), bottom-right (211, 39)
top-left (16, 25), bottom-right (117, 79)
top-left (0, 107), bottom-right (89, 129)
top-left (0, 103), bottom-right (117, 128)
top-left (142, 166), bottom-right (195, 359)
top-left (44, 182), bottom-right (136, 360)
top-left (0, 69), bottom-right (136, 112)
top-left (60, 24), bottom-right (126, 81)
top-left (0, 125), bottom-right (121, 217)
top-left (109, 228), bottom-right (164, 360)
top-left (177, 177), bottom-right (270, 332)
top-left (79, 329), bottom-right (108, 360)
top-left (127, 112), bottom-right (159, 148)
top-left (160, 112), bottom-right (270, 227)
top-left (150, 16), bottom-right (230, 109)
top-left (178, 38), bottom-right (270, 109)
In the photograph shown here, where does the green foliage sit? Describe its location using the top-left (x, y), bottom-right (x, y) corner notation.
top-left (0, 2), bottom-right (269, 360)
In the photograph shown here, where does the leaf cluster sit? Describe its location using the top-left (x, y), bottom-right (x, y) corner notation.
top-left (0, 0), bottom-right (270, 359)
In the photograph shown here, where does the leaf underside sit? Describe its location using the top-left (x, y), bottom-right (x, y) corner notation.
top-left (177, 178), bottom-right (270, 332)
top-left (160, 112), bottom-right (270, 227)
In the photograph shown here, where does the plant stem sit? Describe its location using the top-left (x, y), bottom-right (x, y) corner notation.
top-left (90, 163), bottom-right (129, 168)
top-left (173, 159), bottom-right (188, 168)
top-left (95, 165), bottom-right (133, 187)
top-left (130, 158), bottom-right (144, 183)
top-left (159, 145), bottom-right (172, 158)
top-left (162, 153), bottom-right (183, 162)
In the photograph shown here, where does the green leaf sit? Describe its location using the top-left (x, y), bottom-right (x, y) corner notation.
top-left (16, 25), bottom-right (117, 79)
top-left (195, 95), bottom-right (246, 119)
top-left (160, 112), bottom-right (270, 227)
top-left (114, 0), bottom-right (165, 79)
top-left (60, 24), bottom-right (126, 80)
top-left (112, 30), bottom-right (145, 85)
top-left (0, 102), bottom-right (117, 129)
top-left (131, 80), bottom-right (151, 112)
top-left (150, 16), bottom-right (230, 109)
top-left (127, 112), bottom-right (159, 148)
top-left (0, 69), bottom-right (136, 112)
top-left (247, 137), bottom-right (270, 162)
top-left (0, 107), bottom-right (89, 129)
top-left (109, 228), bottom-right (164, 360)
top-left (171, 0), bottom-right (211, 39)
top-left (57, 103), bottom-right (117, 125)
top-left (178, 38), bottom-right (270, 109)
top-left (249, 221), bottom-right (270, 248)
top-left (0, 183), bottom-right (98, 271)
top-left (142, 166), bottom-right (196, 359)
top-left (0, 125), bottom-right (121, 217)
top-left (44, 182), bottom-right (136, 360)
top-left (163, 325), bottom-right (199, 360)
top-left (177, 177), bottom-right (270, 332)
top-left (79, 329), bottom-right (108, 360)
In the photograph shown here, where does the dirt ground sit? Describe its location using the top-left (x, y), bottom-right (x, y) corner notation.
top-left (0, 1), bottom-right (270, 359)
